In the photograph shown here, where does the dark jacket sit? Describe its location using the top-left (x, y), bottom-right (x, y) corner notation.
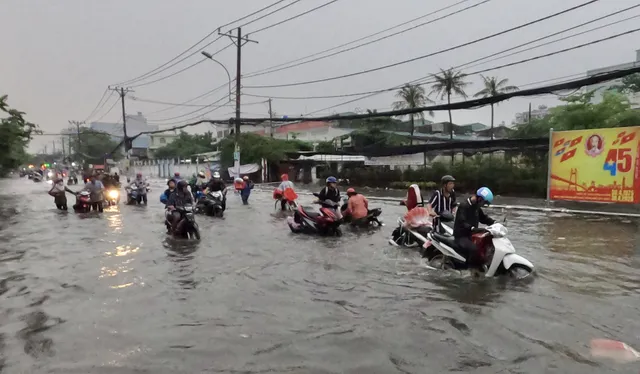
top-left (167, 190), bottom-right (193, 207)
top-left (241, 181), bottom-right (254, 196)
top-left (453, 197), bottom-right (495, 238)
top-left (207, 179), bottom-right (226, 192)
top-left (318, 186), bottom-right (340, 203)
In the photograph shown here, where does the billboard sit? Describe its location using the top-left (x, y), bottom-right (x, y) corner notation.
top-left (548, 126), bottom-right (640, 203)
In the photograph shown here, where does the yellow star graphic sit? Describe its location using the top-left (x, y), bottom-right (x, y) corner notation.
top-left (607, 160), bottom-right (615, 166)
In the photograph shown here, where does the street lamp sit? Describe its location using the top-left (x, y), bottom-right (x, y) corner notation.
top-left (201, 51), bottom-right (232, 102)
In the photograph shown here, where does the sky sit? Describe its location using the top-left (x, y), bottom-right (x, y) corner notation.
top-left (1, 0), bottom-right (639, 153)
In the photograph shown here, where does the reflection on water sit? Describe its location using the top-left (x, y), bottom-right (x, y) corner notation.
top-left (2, 179), bottom-right (640, 373)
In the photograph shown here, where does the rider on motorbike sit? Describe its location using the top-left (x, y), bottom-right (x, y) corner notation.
top-left (277, 174), bottom-right (295, 211)
top-left (318, 176), bottom-right (342, 220)
top-left (429, 175), bottom-right (457, 232)
top-left (160, 179), bottom-right (177, 205)
top-left (83, 174), bottom-right (105, 212)
top-left (345, 188), bottom-right (368, 223)
top-left (167, 180), bottom-right (194, 234)
top-left (452, 187), bottom-right (496, 270)
top-left (205, 172), bottom-right (227, 210)
top-left (128, 173), bottom-right (149, 204)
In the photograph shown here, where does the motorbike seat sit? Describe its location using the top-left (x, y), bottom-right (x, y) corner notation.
top-left (300, 207), bottom-right (321, 219)
top-left (432, 232), bottom-right (459, 249)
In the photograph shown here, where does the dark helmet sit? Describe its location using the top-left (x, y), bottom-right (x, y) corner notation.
top-left (177, 180), bottom-right (188, 190)
top-left (441, 175), bottom-right (455, 184)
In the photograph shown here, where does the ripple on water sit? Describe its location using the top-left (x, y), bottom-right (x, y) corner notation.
top-left (0, 178), bottom-right (639, 373)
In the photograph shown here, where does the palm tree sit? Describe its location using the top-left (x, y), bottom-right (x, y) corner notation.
top-left (429, 68), bottom-right (470, 140)
top-left (474, 75), bottom-right (519, 140)
top-left (392, 84), bottom-right (433, 145)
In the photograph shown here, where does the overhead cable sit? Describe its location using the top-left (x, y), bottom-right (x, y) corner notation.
top-left (243, 0), bottom-right (600, 88)
top-left (250, 0), bottom-right (339, 34)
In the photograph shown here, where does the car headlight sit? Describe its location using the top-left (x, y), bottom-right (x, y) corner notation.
top-left (108, 190), bottom-right (119, 199)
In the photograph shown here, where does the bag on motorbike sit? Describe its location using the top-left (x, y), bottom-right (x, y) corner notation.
top-left (283, 188), bottom-right (298, 202)
top-left (403, 207), bottom-right (433, 229)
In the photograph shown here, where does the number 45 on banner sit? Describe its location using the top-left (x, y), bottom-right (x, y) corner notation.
top-left (603, 148), bottom-right (632, 176)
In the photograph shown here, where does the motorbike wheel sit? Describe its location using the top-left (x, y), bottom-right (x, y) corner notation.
top-left (429, 254), bottom-right (455, 270)
top-left (508, 264), bottom-right (533, 280)
top-left (214, 209), bottom-right (224, 218)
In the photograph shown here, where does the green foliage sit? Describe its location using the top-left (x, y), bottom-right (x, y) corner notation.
top-left (392, 85), bottom-right (433, 144)
top-left (218, 132), bottom-right (313, 166)
top-left (349, 127), bottom-right (408, 149)
top-left (0, 95), bottom-right (38, 176)
top-left (328, 157), bottom-right (547, 197)
top-left (68, 127), bottom-right (122, 164)
top-left (610, 73), bottom-right (640, 94)
top-left (430, 68), bottom-right (470, 142)
top-left (474, 75), bottom-right (519, 139)
top-left (153, 131), bottom-right (214, 159)
top-left (511, 90), bottom-right (640, 139)
top-left (315, 141), bottom-right (336, 153)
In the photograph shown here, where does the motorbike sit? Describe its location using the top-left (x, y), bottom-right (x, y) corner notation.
top-left (287, 193), bottom-right (342, 236)
top-left (273, 188), bottom-right (298, 211)
top-left (67, 176), bottom-right (78, 185)
top-left (197, 190), bottom-right (225, 217)
top-left (74, 191), bottom-right (92, 213)
top-left (424, 222), bottom-right (534, 279)
top-left (165, 205), bottom-right (200, 240)
top-left (340, 198), bottom-right (383, 227)
top-left (105, 188), bottom-right (120, 206)
top-left (126, 186), bottom-right (149, 205)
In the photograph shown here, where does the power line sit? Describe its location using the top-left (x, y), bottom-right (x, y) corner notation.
top-left (146, 94), bottom-right (230, 123)
top-left (128, 43), bottom-right (233, 88)
top-left (83, 89), bottom-right (111, 122)
top-left (303, 27), bottom-right (640, 115)
top-left (93, 96), bottom-right (120, 122)
top-left (144, 82), bottom-right (231, 115)
top-left (244, 0), bottom-right (489, 78)
top-left (244, 0), bottom-right (474, 77)
top-left (243, 1), bottom-right (630, 101)
top-left (130, 96), bottom-right (267, 107)
top-left (237, 0), bottom-right (304, 29)
top-left (250, 0), bottom-right (339, 34)
top-left (243, 0), bottom-right (600, 89)
top-left (111, 0), bottom-right (289, 86)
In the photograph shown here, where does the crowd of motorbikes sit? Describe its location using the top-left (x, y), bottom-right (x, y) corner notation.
top-left (38, 170), bottom-right (534, 280)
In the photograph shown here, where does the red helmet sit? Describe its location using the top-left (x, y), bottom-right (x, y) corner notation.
top-left (280, 174), bottom-right (289, 181)
top-left (174, 172), bottom-right (180, 176)
top-left (346, 188), bottom-right (356, 194)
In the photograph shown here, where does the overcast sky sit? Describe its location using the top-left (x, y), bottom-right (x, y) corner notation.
top-left (1, 0), bottom-right (639, 152)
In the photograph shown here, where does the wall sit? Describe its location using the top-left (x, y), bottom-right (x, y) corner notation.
top-left (129, 160), bottom-right (218, 180)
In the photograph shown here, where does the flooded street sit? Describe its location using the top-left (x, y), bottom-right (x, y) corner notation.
top-left (1, 178), bottom-right (639, 373)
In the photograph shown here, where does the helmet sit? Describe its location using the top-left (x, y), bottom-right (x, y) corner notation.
top-left (441, 175), bottom-right (455, 184)
top-left (197, 171), bottom-right (206, 178)
top-left (174, 172), bottom-right (180, 177)
top-left (346, 187), bottom-right (356, 194)
top-left (212, 171), bottom-right (221, 179)
top-left (326, 176), bottom-right (337, 184)
top-left (243, 176), bottom-right (249, 180)
top-left (476, 187), bottom-right (494, 204)
top-left (136, 172), bottom-right (142, 177)
top-left (177, 180), bottom-right (188, 190)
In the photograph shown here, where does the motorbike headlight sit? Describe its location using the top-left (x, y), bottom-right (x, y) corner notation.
top-left (108, 190), bottom-right (119, 199)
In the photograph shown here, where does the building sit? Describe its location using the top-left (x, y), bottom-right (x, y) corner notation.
top-left (585, 49), bottom-right (640, 108)
top-left (147, 132), bottom-right (180, 158)
top-left (90, 112), bottom-right (159, 158)
top-left (270, 121), bottom-right (354, 144)
top-left (512, 105), bottom-right (553, 126)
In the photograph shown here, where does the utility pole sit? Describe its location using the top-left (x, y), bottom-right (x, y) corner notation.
top-left (61, 137), bottom-right (66, 161)
top-left (218, 27), bottom-right (258, 176)
top-left (52, 140), bottom-right (56, 154)
top-left (527, 102), bottom-right (532, 125)
top-left (268, 98), bottom-right (274, 138)
top-left (68, 120), bottom-right (85, 163)
top-left (108, 86), bottom-right (133, 172)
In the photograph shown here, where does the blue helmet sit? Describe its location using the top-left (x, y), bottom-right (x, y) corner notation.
top-left (476, 187), bottom-right (494, 204)
top-left (326, 176), bottom-right (337, 183)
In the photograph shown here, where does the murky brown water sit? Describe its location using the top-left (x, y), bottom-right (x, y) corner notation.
top-left (1, 178), bottom-right (639, 373)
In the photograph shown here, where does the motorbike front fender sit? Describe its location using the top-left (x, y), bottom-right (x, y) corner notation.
top-left (502, 253), bottom-right (534, 271)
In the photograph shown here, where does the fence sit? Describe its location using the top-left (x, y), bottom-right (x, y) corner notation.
top-left (129, 159), bottom-right (219, 179)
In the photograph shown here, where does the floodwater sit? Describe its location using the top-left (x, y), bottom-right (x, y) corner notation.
top-left (1, 178), bottom-right (639, 373)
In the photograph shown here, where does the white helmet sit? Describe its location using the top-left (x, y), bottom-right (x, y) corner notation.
top-left (197, 171), bottom-right (206, 178)
top-left (213, 171), bottom-right (221, 179)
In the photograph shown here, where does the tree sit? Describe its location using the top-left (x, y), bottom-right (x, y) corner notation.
top-left (68, 127), bottom-right (122, 164)
top-left (430, 68), bottom-right (470, 140)
top-left (392, 84), bottom-right (432, 145)
top-left (218, 133), bottom-right (313, 167)
top-left (610, 73), bottom-right (640, 94)
top-left (511, 90), bottom-right (640, 138)
top-left (153, 131), bottom-right (215, 159)
top-left (0, 95), bottom-right (38, 176)
top-left (474, 75), bottom-right (519, 139)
